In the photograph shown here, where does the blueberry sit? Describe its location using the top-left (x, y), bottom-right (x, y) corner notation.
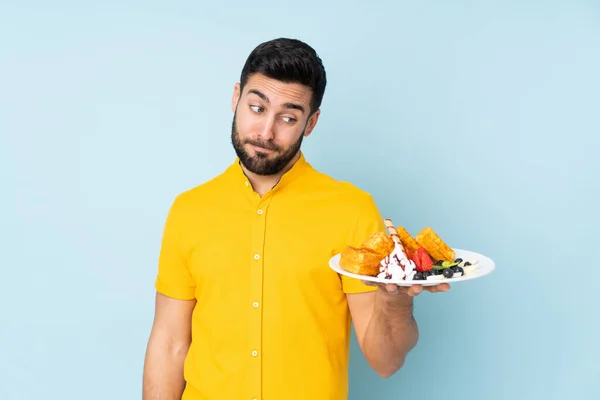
top-left (413, 272), bottom-right (424, 280)
top-left (454, 258), bottom-right (463, 264)
top-left (464, 262), bottom-right (472, 267)
top-left (443, 269), bottom-right (454, 278)
top-left (432, 269), bottom-right (443, 275)
top-left (435, 260), bottom-right (443, 266)
top-left (452, 266), bottom-right (464, 275)
top-left (422, 271), bottom-right (432, 278)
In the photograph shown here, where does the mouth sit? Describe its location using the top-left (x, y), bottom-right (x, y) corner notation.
top-left (249, 144), bottom-right (276, 154)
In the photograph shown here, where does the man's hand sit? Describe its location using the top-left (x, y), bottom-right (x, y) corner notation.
top-left (348, 280), bottom-right (450, 378)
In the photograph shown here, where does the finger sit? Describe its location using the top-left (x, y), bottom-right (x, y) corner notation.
top-left (426, 283), bottom-right (451, 293)
top-left (385, 283), bottom-right (400, 294)
top-left (407, 284), bottom-right (423, 297)
top-left (384, 284), bottom-right (414, 296)
top-left (439, 283), bottom-right (451, 291)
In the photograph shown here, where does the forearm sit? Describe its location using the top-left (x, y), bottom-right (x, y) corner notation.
top-left (142, 336), bottom-right (190, 399)
top-left (362, 289), bottom-right (419, 378)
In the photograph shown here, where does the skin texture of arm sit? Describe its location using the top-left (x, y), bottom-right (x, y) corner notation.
top-left (347, 282), bottom-right (449, 378)
top-left (142, 293), bottom-right (196, 399)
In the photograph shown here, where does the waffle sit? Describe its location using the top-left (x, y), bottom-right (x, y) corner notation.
top-left (339, 231), bottom-right (393, 276)
top-left (395, 225), bottom-right (420, 257)
top-left (415, 226), bottom-right (455, 262)
top-left (359, 231), bottom-right (394, 256)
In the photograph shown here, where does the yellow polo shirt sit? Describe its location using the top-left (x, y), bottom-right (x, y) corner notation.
top-left (155, 152), bottom-right (384, 400)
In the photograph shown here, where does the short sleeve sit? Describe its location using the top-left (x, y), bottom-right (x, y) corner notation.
top-left (154, 197), bottom-right (196, 300)
top-left (341, 194), bottom-right (387, 294)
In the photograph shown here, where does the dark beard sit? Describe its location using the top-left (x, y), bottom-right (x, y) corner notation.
top-left (230, 114), bottom-right (304, 176)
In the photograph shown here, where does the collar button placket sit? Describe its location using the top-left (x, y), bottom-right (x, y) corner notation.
top-left (248, 194), bottom-right (273, 398)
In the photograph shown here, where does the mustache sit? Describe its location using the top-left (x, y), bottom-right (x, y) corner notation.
top-left (244, 139), bottom-right (280, 151)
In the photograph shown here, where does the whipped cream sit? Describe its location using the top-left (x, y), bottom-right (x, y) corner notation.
top-left (377, 242), bottom-right (417, 281)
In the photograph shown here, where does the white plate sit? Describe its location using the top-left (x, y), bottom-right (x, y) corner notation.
top-left (329, 248), bottom-right (495, 287)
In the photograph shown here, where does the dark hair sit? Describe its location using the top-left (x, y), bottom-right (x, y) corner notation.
top-left (239, 38), bottom-right (327, 115)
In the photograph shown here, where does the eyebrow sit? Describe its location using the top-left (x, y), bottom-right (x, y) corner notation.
top-left (247, 89), bottom-right (305, 113)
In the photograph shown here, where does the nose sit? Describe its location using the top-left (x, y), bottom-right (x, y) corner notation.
top-left (256, 116), bottom-right (276, 141)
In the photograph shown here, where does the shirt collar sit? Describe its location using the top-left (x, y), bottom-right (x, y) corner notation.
top-left (228, 151), bottom-right (309, 193)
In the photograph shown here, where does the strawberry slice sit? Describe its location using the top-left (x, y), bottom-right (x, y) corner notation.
top-left (408, 249), bottom-right (420, 269)
top-left (410, 247), bottom-right (434, 272)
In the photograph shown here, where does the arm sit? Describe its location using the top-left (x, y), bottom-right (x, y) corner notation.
top-left (143, 292), bottom-right (196, 399)
top-left (347, 288), bottom-right (418, 378)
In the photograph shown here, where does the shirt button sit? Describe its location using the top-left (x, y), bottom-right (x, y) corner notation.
top-left (252, 350), bottom-right (258, 357)
top-left (257, 209), bottom-right (263, 215)
top-left (245, 181), bottom-right (249, 187)
top-left (253, 302), bottom-right (259, 308)
top-left (254, 254), bottom-right (260, 260)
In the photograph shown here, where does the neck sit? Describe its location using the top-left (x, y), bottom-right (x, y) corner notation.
top-left (241, 152), bottom-right (301, 197)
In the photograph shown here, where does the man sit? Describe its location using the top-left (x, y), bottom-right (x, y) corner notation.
top-left (142, 37), bottom-right (449, 400)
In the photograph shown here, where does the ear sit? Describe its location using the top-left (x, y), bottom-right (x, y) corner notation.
top-left (303, 109), bottom-right (321, 137)
top-left (232, 83), bottom-right (241, 112)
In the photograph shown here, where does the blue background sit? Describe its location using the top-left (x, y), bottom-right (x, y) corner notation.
top-left (1, 1), bottom-right (598, 399)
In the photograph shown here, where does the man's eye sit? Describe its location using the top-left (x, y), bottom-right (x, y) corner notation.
top-left (282, 116), bottom-right (296, 123)
top-left (250, 105), bottom-right (264, 113)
